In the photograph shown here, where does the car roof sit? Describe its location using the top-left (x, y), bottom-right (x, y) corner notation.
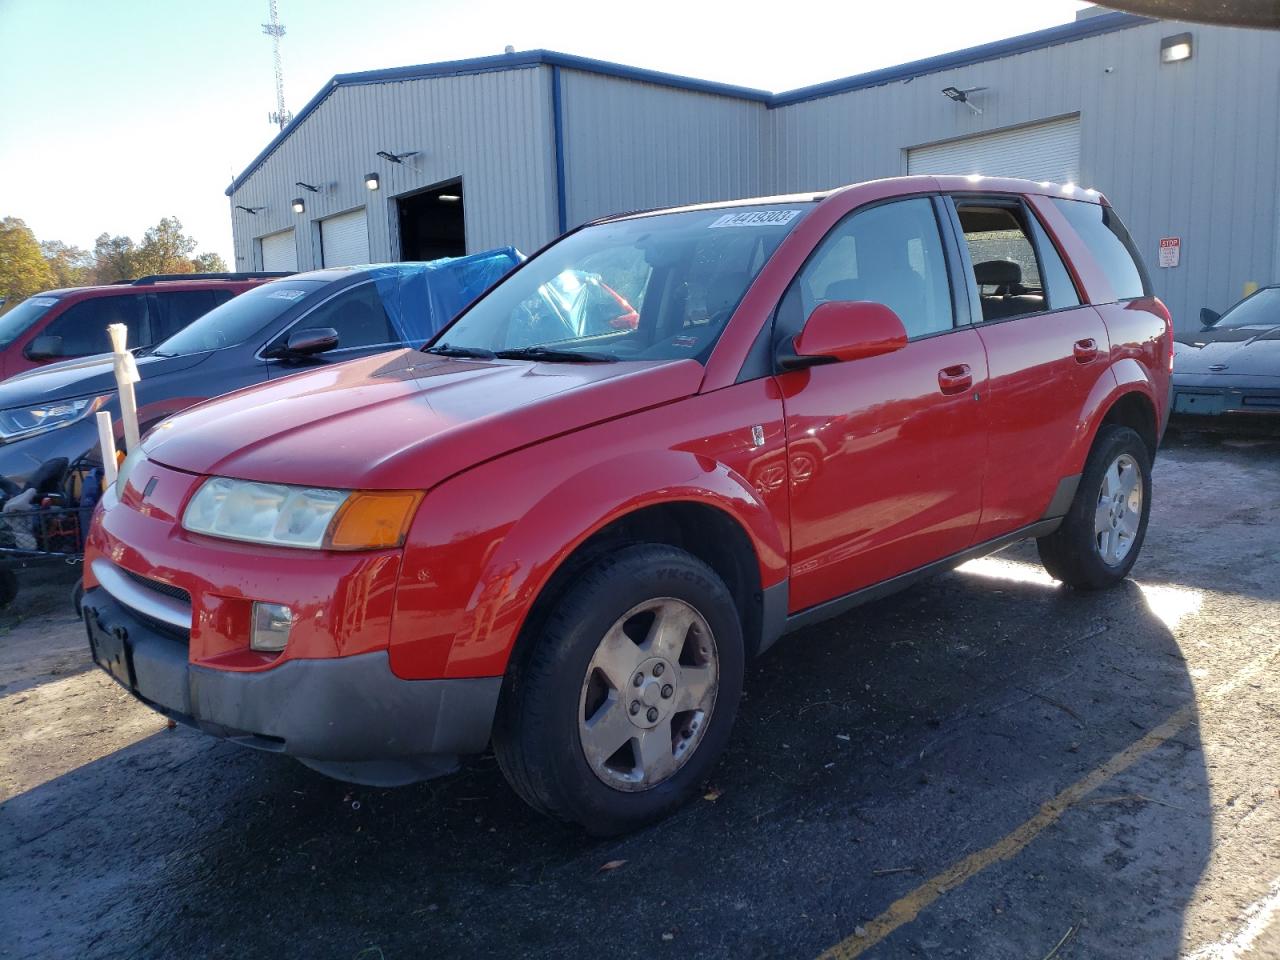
top-left (39, 277), bottom-right (270, 299)
top-left (595, 175), bottom-right (1108, 226)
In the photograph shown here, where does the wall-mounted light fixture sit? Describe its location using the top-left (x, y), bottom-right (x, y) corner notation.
top-left (291, 197), bottom-right (305, 214)
top-left (941, 85), bottom-right (986, 115)
top-left (365, 172), bottom-right (380, 191)
top-left (438, 193), bottom-right (461, 202)
top-left (376, 150), bottom-right (420, 165)
top-left (1160, 32), bottom-right (1193, 64)
top-left (295, 181), bottom-right (321, 193)
top-left (235, 205), bottom-right (264, 215)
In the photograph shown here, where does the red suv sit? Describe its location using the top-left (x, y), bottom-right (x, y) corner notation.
top-left (82, 177), bottom-right (1171, 834)
top-left (0, 273), bottom-right (286, 380)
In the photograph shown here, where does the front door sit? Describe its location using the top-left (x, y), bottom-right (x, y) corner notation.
top-left (775, 196), bottom-right (989, 613)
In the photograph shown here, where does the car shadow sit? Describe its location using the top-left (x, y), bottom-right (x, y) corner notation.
top-left (1, 565), bottom-right (1210, 960)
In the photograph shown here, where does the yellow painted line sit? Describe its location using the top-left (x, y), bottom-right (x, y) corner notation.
top-left (816, 646), bottom-right (1280, 960)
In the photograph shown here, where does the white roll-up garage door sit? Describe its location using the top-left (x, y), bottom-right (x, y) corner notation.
top-left (319, 208), bottom-right (370, 267)
top-left (259, 229), bottom-right (297, 272)
top-left (907, 116), bottom-right (1081, 185)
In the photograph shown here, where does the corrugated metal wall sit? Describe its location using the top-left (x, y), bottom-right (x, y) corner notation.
top-left (769, 19), bottom-right (1280, 329)
top-left (229, 66), bottom-right (557, 270)
top-left (556, 71), bottom-right (769, 227)
top-left (229, 20), bottom-right (1280, 331)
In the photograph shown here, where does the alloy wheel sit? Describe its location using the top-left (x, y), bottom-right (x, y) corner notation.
top-left (1094, 452), bottom-right (1143, 565)
top-left (577, 597), bottom-right (719, 792)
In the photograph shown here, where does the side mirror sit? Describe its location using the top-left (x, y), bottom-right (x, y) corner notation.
top-left (284, 327), bottom-right (339, 356)
top-left (788, 301), bottom-right (908, 367)
top-left (1199, 307), bottom-right (1221, 329)
top-left (24, 335), bottom-right (64, 361)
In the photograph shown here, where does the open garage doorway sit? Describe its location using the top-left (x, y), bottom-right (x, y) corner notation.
top-left (397, 180), bottom-right (466, 261)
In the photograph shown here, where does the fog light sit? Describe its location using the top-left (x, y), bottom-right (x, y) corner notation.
top-left (251, 602), bottom-right (293, 652)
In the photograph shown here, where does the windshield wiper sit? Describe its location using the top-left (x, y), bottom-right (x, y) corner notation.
top-left (494, 346), bottom-right (617, 363)
top-left (424, 342), bottom-right (496, 359)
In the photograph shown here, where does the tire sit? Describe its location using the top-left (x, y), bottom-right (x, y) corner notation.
top-left (0, 569), bottom-right (16, 609)
top-left (71, 578), bottom-right (85, 618)
top-left (1037, 424), bottom-right (1152, 590)
top-left (492, 543), bottom-right (744, 835)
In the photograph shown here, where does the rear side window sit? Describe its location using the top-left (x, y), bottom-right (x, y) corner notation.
top-left (955, 203), bottom-right (1047, 321)
top-left (1026, 212), bottom-right (1080, 309)
top-left (791, 197), bottom-right (954, 340)
top-left (151, 289), bottom-right (233, 342)
top-left (42, 295), bottom-right (147, 356)
top-left (1051, 198), bottom-right (1150, 301)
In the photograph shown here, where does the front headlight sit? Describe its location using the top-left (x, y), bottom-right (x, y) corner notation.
top-left (182, 477), bottom-right (422, 551)
top-left (0, 394), bottom-right (112, 442)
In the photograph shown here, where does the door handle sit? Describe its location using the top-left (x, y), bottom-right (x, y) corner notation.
top-left (1073, 338), bottom-right (1100, 363)
top-left (938, 364), bottom-right (973, 395)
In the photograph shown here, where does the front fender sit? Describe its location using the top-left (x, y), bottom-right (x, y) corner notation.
top-left (388, 380), bottom-right (790, 680)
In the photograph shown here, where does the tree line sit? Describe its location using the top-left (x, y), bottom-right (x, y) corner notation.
top-left (0, 216), bottom-right (230, 309)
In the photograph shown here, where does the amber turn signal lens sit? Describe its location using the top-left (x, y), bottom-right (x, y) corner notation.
top-left (324, 491), bottom-right (424, 550)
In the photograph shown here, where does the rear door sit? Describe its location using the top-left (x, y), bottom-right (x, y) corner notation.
top-left (945, 194), bottom-right (1108, 542)
top-left (776, 196), bottom-right (989, 612)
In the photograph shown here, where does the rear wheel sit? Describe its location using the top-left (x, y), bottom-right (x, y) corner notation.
top-left (493, 543), bottom-right (744, 835)
top-left (1037, 424), bottom-right (1152, 590)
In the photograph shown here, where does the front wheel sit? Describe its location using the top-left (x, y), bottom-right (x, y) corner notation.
top-left (1037, 424), bottom-right (1152, 590)
top-left (492, 543), bottom-right (744, 835)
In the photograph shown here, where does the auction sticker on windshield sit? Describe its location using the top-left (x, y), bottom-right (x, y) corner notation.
top-left (266, 289), bottom-right (308, 301)
top-left (709, 210), bottom-right (801, 228)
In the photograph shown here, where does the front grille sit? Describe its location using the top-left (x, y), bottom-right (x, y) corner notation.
top-left (122, 569), bottom-right (191, 604)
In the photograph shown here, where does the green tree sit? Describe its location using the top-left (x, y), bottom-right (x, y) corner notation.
top-left (40, 239), bottom-right (93, 288)
top-left (91, 232), bottom-right (138, 284)
top-left (192, 251), bottom-right (229, 273)
top-left (134, 216), bottom-right (198, 276)
top-left (0, 217), bottom-right (56, 308)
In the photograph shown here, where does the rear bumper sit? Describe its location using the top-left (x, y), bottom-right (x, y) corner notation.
top-left (83, 587), bottom-right (501, 785)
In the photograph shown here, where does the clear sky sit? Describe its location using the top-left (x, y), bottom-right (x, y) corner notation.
top-left (0, 0), bottom-right (1089, 266)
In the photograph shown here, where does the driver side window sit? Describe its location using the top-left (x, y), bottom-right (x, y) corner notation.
top-left (300, 282), bottom-right (397, 349)
top-left (785, 197), bottom-right (955, 343)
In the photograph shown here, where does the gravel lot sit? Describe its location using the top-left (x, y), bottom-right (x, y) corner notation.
top-left (2, 432), bottom-right (1278, 959)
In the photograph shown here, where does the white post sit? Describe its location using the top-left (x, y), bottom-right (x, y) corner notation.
top-left (96, 411), bottom-right (118, 487)
top-left (107, 323), bottom-right (141, 450)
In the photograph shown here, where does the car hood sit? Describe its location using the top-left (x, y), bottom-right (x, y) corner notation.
top-left (0, 351), bottom-right (209, 408)
top-left (143, 349), bottom-right (705, 490)
top-left (1174, 323), bottom-right (1280, 377)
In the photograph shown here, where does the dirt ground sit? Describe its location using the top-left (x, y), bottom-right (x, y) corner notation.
top-left (1, 431), bottom-right (1278, 959)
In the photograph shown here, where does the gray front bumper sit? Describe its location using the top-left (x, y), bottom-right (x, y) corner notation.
top-left (83, 587), bottom-right (501, 785)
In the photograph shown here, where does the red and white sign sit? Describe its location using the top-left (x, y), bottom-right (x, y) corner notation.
top-left (1158, 236), bottom-right (1181, 268)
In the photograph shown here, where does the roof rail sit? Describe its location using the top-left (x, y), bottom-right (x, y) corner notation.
top-left (114, 272), bottom-right (294, 285)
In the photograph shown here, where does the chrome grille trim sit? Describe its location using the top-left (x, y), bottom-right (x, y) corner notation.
top-left (91, 559), bottom-right (192, 631)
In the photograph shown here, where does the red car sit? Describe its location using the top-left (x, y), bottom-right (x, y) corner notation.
top-left (82, 177), bottom-right (1171, 834)
top-left (0, 273), bottom-right (285, 380)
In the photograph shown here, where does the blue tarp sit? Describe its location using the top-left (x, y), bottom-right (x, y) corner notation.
top-left (366, 247), bottom-right (523, 344)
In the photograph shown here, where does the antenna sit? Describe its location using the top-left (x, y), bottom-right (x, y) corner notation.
top-left (263, 0), bottom-right (292, 129)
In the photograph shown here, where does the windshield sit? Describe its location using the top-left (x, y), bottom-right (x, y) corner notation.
top-left (1218, 287), bottom-right (1280, 329)
top-left (0, 295), bottom-right (60, 347)
top-left (153, 280), bottom-right (326, 356)
top-left (431, 204), bottom-right (812, 362)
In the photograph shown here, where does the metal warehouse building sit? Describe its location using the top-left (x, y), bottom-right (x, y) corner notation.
top-left (226, 9), bottom-right (1280, 330)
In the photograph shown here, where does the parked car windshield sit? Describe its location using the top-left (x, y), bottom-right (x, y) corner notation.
top-left (1217, 287), bottom-right (1280, 329)
top-left (152, 279), bottom-right (327, 356)
top-left (0, 295), bottom-right (60, 347)
top-left (432, 203), bottom-right (813, 362)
